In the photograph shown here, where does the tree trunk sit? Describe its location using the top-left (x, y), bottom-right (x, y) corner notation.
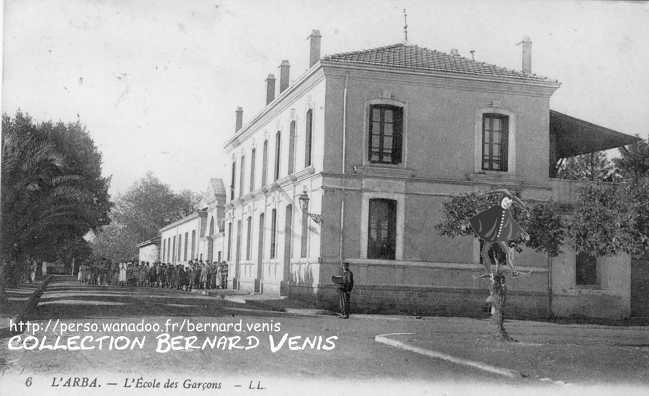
top-left (488, 272), bottom-right (515, 342)
top-left (0, 261), bottom-right (7, 306)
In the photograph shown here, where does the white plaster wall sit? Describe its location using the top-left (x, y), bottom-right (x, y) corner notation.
top-left (551, 247), bottom-right (631, 319)
top-left (138, 244), bottom-right (159, 264)
top-left (160, 217), bottom-right (201, 265)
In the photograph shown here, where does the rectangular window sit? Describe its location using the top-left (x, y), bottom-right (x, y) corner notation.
top-left (482, 114), bottom-right (509, 172)
top-left (274, 132), bottom-right (281, 181)
top-left (288, 121), bottom-right (296, 175)
top-left (230, 161), bottom-right (236, 200)
top-left (576, 252), bottom-right (598, 286)
top-left (258, 213), bottom-right (265, 262)
top-left (368, 105), bottom-right (403, 165)
top-left (300, 203), bottom-right (309, 258)
top-left (227, 222), bottom-right (232, 261)
top-left (246, 216), bottom-right (252, 260)
top-left (239, 155), bottom-right (245, 197)
top-left (250, 148), bottom-right (256, 192)
top-left (262, 140), bottom-right (268, 187)
top-left (367, 199), bottom-right (397, 259)
top-left (270, 208), bottom-right (277, 258)
top-left (191, 230), bottom-right (196, 259)
top-left (305, 109), bottom-right (313, 167)
top-left (184, 232), bottom-right (188, 261)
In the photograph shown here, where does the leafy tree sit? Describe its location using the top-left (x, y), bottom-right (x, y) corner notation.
top-left (1, 111), bottom-right (111, 301)
top-left (556, 151), bottom-right (614, 181)
top-left (570, 182), bottom-right (649, 258)
top-left (612, 136), bottom-right (649, 184)
top-left (436, 193), bottom-right (565, 256)
top-left (91, 223), bottom-right (140, 264)
top-left (92, 172), bottom-right (199, 263)
top-left (436, 192), bottom-right (565, 341)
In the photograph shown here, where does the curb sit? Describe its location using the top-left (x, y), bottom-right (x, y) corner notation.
top-left (374, 333), bottom-right (524, 379)
top-left (10, 275), bottom-right (53, 335)
top-left (243, 299), bottom-right (337, 316)
top-left (243, 299), bottom-right (287, 313)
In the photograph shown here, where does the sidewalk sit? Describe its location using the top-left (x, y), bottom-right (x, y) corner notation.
top-left (374, 316), bottom-right (649, 385)
top-left (223, 294), bottom-right (335, 316)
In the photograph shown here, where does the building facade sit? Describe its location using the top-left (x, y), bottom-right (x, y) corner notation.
top-left (159, 179), bottom-right (227, 265)
top-left (223, 32), bottom-right (635, 319)
top-left (137, 237), bottom-right (160, 264)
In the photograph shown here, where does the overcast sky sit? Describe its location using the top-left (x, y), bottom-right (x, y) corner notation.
top-left (3, 0), bottom-right (649, 197)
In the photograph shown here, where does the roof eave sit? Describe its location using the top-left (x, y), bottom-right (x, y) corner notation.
top-left (319, 60), bottom-right (561, 89)
top-left (224, 62), bottom-right (324, 150)
top-left (159, 212), bottom-right (201, 232)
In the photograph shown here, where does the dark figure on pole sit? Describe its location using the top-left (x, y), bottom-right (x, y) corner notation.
top-left (469, 189), bottom-right (528, 341)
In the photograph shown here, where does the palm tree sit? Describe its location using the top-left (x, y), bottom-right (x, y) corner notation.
top-left (1, 112), bottom-right (108, 303)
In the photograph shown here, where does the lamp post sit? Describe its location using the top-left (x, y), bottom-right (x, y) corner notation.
top-left (298, 189), bottom-right (323, 224)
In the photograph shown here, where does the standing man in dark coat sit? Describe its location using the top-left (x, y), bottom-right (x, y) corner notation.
top-left (220, 261), bottom-right (229, 289)
top-left (339, 261), bottom-right (354, 319)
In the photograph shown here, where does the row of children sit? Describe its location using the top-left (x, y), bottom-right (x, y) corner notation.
top-left (78, 260), bottom-right (229, 290)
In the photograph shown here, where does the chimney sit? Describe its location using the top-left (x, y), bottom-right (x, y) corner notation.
top-left (235, 107), bottom-right (243, 132)
top-left (265, 73), bottom-right (276, 105)
top-left (521, 36), bottom-right (532, 74)
top-left (308, 29), bottom-right (322, 67)
top-left (279, 60), bottom-right (290, 93)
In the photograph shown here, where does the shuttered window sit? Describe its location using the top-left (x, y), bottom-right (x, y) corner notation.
top-left (368, 105), bottom-right (403, 164)
top-left (482, 114), bottom-right (509, 171)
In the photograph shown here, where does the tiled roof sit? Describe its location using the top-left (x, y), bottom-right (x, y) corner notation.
top-left (321, 43), bottom-right (557, 84)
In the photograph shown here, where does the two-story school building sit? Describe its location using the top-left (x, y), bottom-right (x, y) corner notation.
top-left (222, 31), bottom-right (636, 319)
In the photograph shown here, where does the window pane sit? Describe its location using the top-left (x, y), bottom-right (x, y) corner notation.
top-left (372, 108), bottom-right (380, 120)
top-left (492, 118), bottom-right (501, 131)
top-left (484, 131), bottom-right (491, 143)
top-left (372, 121), bottom-right (381, 132)
top-left (384, 109), bottom-right (393, 122)
top-left (384, 123), bottom-right (393, 136)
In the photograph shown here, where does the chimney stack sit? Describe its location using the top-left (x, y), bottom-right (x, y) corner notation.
top-left (265, 73), bottom-right (276, 105)
top-left (279, 60), bottom-right (290, 93)
top-left (521, 36), bottom-right (532, 74)
top-left (235, 107), bottom-right (243, 132)
top-left (308, 29), bottom-right (322, 67)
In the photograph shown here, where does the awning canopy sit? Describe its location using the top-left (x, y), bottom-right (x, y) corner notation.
top-left (550, 110), bottom-right (638, 158)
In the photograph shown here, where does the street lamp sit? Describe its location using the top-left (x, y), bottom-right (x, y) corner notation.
top-left (298, 189), bottom-right (323, 224)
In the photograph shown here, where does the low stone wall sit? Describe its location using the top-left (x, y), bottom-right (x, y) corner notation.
top-left (290, 283), bottom-right (550, 319)
top-left (552, 293), bottom-right (630, 320)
